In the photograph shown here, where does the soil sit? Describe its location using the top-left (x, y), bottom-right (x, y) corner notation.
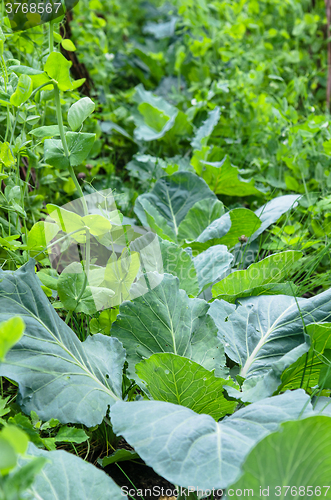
top-left (104, 459), bottom-right (177, 499)
top-left (104, 459), bottom-right (223, 500)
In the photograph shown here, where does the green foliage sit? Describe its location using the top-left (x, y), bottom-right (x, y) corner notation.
top-left (0, 317), bottom-right (24, 362)
top-left (136, 353), bottom-right (237, 420)
top-left (228, 417), bottom-right (331, 498)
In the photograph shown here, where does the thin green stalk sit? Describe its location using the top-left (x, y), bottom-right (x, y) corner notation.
top-left (10, 109), bottom-right (18, 146)
top-left (114, 463), bottom-right (144, 500)
top-left (72, 227), bottom-right (90, 308)
top-left (53, 83), bottom-right (90, 327)
top-left (65, 310), bottom-right (73, 325)
top-left (49, 21), bottom-right (54, 53)
top-left (34, 227), bottom-right (87, 259)
top-left (53, 83), bottom-right (88, 215)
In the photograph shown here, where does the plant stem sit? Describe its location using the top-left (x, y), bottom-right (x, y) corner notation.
top-left (49, 21), bottom-right (54, 53)
top-left (53, 83), bottom-right (70, 157)
top-left (53, 82), bottom-right (90, 316)
top-left (73, 227), bottom-right (90, 309)
top-left (53, 82), bottom-right (88, 214)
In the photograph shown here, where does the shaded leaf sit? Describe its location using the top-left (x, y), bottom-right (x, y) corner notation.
top-left (136, 353), bottom-right (237, 420)
top-left (0, 261), bottom-right (124, 426)
top-left (110, 390), bottom-right (314, 490)
top-left (111, 273), bottom-right (226, 380)
top-left (228, 417), bottom-right (331, 498)
top-left (212, 251), bottom-right (302, 302)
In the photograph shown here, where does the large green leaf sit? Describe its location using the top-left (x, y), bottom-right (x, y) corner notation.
top-left (110, 390), bottom-right (314, 490)
top-left (193, 245), bottom-right (233, 293)
top-left (134, 172), bottom-right (216, 242)
top-left (177, 198), bottom-right (224, 243)
top-left (212, 251), bottom-right (302, 302)
top-left (200, 156), bottom-right (263, 196)
top-left (0, 261), bottom-right (124, 426)
top-left (111, 273), bottom-right (226, 379)
top-left (209, 288), bottom-right (331, 401)
top-left (133, 84), bottom-right (178, 141)
top-left (228, 417), bottom-right (331, 499)
top-left (192, 208), bottom-right (261, 251)
top-left (159, 239), bottom-right (199, 296)
top-left (25, 444), bottom-right (127, 500)
top-left (279, 323), bottom-right (331, 392)
top-left (57, 262), bottom-right (114, 314)
top-left (136, 353), bottom-right (237, 420)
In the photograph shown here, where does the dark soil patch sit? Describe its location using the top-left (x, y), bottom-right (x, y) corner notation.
top-left (104, 459), bottom-right (177, 499)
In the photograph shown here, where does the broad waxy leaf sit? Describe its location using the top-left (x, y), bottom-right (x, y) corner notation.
top-left (136, 353), bottom-right (237, 420)
top-left (134, 172), bottom-right (216, 242)
top-left (0, 317), bottom-right (25, 362)
top-left (133, 84), bottom-right (178, 141)
top-left (209, 288), bottom-right (331, 400)
top-left (111, 273), bottom-right (226, 379)
top-left (193, 244), bottom-right (234, 293)
top-left (68, 97), bottom-right (95, 131)
top-left (44, 52), bottom-right (73, 91)
top-left (200, 155), bottom-right (263, 196)
top-left (57, 263), bottom-right (114, 314)
top-left (177, 198), bottom-right (224, 243)
top-left (159, 239), bottom-right (199, 296)
top-left (228, 417), bottom-right (331, 498)
top-left (110, 390), bottom-right (314, 490)
top-left (10, 74), bottom-right (32, 107)
top-left (279, 323), bottom-right (331, 392)
top-left (193, 208), bottom-right (261, 251)
top-left (212, 250), bottom-right (302, 302)
top-left (250, 194), bottom-right (301, 243)
top-left (25, 443), bottom-right (127, 500)
top-left (0, 261), bottom-right (124, 426)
